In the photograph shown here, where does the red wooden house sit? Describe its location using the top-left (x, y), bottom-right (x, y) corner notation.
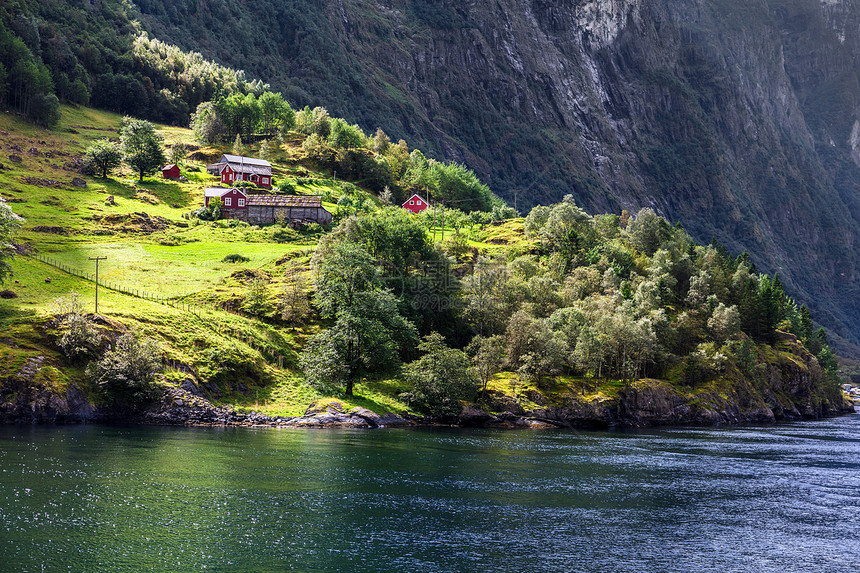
top-left (162, 164), bottom-right (180, 179)
top-left (204, 187), bottom-right (248, 211)
top-left (207, 154), bottom-right (273, 189)
top-left (402, 193), bottom-right (429, 214)
top-left (203, 187), bottom-right (332, 224)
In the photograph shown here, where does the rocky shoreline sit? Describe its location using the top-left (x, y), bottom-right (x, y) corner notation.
top-left (1, 377), bottom-right (854, 430)
top-left (2, 340), bottom-right (854, 429)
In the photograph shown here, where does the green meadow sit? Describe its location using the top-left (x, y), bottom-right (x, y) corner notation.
top-left (0, 104), bottom-right (421, 416)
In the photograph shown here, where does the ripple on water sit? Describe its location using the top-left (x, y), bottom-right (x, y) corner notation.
top-left (0, 418), bottom-right (859, 572)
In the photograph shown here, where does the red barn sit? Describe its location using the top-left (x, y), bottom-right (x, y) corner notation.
top-left (402, 193), bottom-right (429, 214)
top-left (162, 164), bottom-right (180, 179)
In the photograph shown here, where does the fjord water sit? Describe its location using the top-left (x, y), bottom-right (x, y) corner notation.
top-left (1, 417), bottom-right (859, 573)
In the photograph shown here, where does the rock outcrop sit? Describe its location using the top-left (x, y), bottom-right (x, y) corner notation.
top-left (461, 339), bottom-right (855, 428)
top-left (135, 392), bottom-right (414, 428)
top-left (2, 341), bottom-right (851, 429)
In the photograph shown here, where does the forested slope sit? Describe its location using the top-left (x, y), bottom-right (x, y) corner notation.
top-left (0, 104), bottom-right (852, 426)
top-left (3, 0), bottom-right (860, 353)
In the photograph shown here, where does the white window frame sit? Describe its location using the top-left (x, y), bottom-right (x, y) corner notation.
top-left (409, 200), bottom-right (414, 205)
top-left (251, 174), bottom-right (258, 182)
top-left (238, 198), bottom-right (245, 207)
top-left (224, 197), bottom-right (232, 207)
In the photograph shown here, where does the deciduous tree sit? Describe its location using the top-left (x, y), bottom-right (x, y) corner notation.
top-left (84, 138), bottom-right (122, 178)
top-left (120, 117), bottom-right (166, 182)
top-left (0, 197), bottom-right (23, 284)
top-left (403, 333), bottom-right (478, 417)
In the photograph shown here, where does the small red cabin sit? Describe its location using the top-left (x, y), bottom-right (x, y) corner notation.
top-left (402, 193), bottom-right (429, 214)
top-left (162, 164), bottom-right (180, 179)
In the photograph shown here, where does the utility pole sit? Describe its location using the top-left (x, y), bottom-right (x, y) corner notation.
top-left (88, 256), bottom-right (107, 314)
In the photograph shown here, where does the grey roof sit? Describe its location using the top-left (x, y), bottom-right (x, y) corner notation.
top-left (219, 154), bottom-right (271, 168)
top-left (246, 195), bottom-right (324, 208)
top-left (204, 187), bottom-right (246, 198)
top-left (220, 163), bottom-right (272, 176)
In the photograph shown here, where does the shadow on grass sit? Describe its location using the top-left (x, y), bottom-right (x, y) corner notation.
top-left (350, 377), bottom-right (411, 413)
top-left (135, 179), bottom-right (193, 208)
top-left (0, 304), bottom-right (40, 331)
top-left (94, 177), bottom-right (194, 208)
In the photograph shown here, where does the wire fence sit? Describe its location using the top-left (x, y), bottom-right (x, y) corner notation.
top-left (30, 252), bottom-right (207, 318)
top-left (29, 252), bottom-right (286, 367)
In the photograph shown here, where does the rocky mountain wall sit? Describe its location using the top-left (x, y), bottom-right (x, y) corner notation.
top-left (134, 0), bottom-right (860, 345)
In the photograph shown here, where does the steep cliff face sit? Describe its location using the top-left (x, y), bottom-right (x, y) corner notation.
top-left (134, 0), bottom-right (860, 344)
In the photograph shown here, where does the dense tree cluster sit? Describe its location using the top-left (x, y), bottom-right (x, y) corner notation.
top-left (191, 93), bottom-right (498, 211)
top-left (301, 200), bottom-right (841, 413)
top-left (190, 91), bottom-right (295, 143)
top-left (0, 2), bottom-right (262, 127)
top-left (0, 21), bottom-right (61, 126)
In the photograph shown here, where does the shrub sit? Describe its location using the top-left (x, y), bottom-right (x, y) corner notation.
top-left (87, 328), bottom-right (162, 406)
top-left (272, 227), bottom-right (299, 243)
top-left (222, 253), bottom-right (251, 263)
top-left (51, 293), bottom-right (101, 362)
top-left (242, 278), bottom-right (274, 317)
top-left (402, 333), bottom-right (478, 418)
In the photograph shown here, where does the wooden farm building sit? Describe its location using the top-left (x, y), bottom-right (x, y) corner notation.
top-left (206, 154), bottom-right (273, 189)
top-left (205, 187), bottom-right (247, 209)
top-left (403, 193), bottom-right (429, 214)
top-left (162, 164), bottom-right (180, 179)
top-left (203, 187), bottom-right (332, 226)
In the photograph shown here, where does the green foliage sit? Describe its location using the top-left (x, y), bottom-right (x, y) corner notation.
top-left (328, 118), bottom-right (366, 149)
top-left (191, 101), bottom-right (227, 144)
top-left (467, 334), bottom-right (506, 400)
top-left (279, 269), bottom-right (311, 325)
top-left (527, 196), bottom-right (596, 268)
top-left (626, 208), bottom-right (673, 256)
top-left (232, 133), bottom-right (246, 156)
top-left (51, 292), bottom-right (101, 362)
top-left (87, 328), bottom-right (162, 406)
top-left (0, 197), bottom-right (23, 284)
top-left (29, 93), bottom-right (61, 127)
top-left (242, 278), bottom-right (274, 317)
top-left (0, 24), bottom-right (59, 126)
top-left (222, 253), bottom-right (251, 263)
top-left (505, 309), bottom-right (566, 383)
top-left (120, 117), bottom-right (166, 181)
top-left (327, 207), bottom-right (459, 336)
top-left (84, 138), bottom-right (123, 178)
top-left (195, 197), bottom-right (222, 221)
top-left (302, 241), bottom-right (418, 395)
top-left (402, 333), bottom-right (478, 417)
top-left (169, 142), bottom-right (187, 166)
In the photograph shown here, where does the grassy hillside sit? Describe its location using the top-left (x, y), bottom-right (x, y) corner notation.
top-left (0, 105), bottom-right (851, 425)
top-left (0, 105), bottom-right (401, 416)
